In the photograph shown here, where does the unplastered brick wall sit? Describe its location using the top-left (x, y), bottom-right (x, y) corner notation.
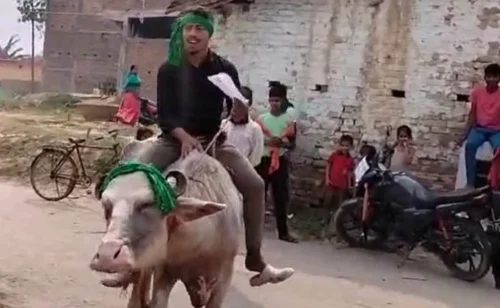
top-left (42, 0), bottom-right (500, 205)
top-left (124, 38), bottom-right (167, 99)
top-left (211, 0), bottom-right (500, 205)
top-left (43, 0), bottom-right (122, 93)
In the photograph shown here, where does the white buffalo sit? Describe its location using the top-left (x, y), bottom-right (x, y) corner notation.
top-left (90, 138), bottom-right (242, 308)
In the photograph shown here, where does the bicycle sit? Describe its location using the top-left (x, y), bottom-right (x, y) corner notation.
top-left (30, 129), bottom-right (122, 201)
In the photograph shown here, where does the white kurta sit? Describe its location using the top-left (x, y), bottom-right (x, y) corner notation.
top-left (222, 119), bottom-right (264, 167)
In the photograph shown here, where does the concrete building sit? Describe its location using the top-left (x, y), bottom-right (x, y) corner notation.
top-left (43, 0), bottom-right (499, 205)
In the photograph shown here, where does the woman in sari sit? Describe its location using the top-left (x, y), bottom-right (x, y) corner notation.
top-left (114, 65), bottom-right (142, 126)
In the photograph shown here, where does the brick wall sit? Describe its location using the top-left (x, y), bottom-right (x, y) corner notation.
top-left (211, 0), bottom-right (500, 204)
top-left (0, 60), bottom-right (42, 82)
top-left (43, 0), bottom-right (500, 205)
top-left (43, 0), bottom-right (122, 93)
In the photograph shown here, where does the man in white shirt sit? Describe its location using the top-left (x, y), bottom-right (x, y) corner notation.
top-left (222, 87), bottom-right (264, 167)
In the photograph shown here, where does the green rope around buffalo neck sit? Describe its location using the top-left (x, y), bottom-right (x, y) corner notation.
top-left (100, 162), bottom-right (177, 214)
top-left (167, 12), bottom-right (215, 66)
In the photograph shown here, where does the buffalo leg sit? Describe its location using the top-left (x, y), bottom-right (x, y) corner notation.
top-left (127, 270), bottom-right (152, 308)
top-left (206, 263), bottom-right (234, 308)
top-left (151, 266), bottom-right (177, 308)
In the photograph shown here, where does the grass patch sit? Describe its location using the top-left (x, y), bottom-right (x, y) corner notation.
top-left (0, 94), bottom-right (79, 112)
top-left (0, 110), bottom-right (131, 181)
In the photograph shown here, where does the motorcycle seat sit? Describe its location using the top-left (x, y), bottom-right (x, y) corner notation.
top-left (434, 186), bottom-right (489, 205)
top-left (435, 200), bottom-right (477, 214)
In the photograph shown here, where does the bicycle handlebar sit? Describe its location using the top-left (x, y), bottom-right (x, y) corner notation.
top-left (94, 129), bottom-right (119, 141)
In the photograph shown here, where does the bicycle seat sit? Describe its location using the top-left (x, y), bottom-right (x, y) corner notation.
top-left (68, 138), bottom-right (86, 144)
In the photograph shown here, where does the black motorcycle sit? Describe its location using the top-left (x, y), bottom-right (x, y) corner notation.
top-left (334, 154), bottom-right (492, 282)
top-left (138, 97), bottom-right (157, 127)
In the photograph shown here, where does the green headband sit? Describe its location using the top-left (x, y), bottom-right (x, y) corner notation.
top-left (167, 12), bottom-right (215, 66)
top-left (100, 162), bottom-right (177, 214)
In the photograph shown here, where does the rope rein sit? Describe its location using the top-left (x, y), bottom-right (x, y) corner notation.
top-left (99, 119), bottom-right (230, 214)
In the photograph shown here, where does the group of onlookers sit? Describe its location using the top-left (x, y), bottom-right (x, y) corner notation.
top-left (223, 82), bottom-right (299, 243)
top-left (107, 4), bottom-right (500, 288)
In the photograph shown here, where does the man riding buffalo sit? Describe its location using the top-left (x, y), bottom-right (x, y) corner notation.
top-left (106, 6), bottom-right (294, 288)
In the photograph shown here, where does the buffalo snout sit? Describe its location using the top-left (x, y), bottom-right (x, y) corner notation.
top-left (90, 239), bottom-right (133, 273)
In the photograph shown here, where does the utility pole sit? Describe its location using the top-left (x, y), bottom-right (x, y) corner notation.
top-left (31, 14), bottom-right (35, 93)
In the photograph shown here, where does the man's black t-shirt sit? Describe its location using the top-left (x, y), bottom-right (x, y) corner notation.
top-left (156, 52), bottom-right (241, 137)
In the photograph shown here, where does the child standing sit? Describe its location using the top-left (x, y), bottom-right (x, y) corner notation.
top-left (324, 135), bottom-right (355, 215)
top-left (389, 125), bottom-right (415, 171)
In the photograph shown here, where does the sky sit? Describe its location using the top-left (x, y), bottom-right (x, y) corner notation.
top-left (0, 0), bottom-right (44, 56)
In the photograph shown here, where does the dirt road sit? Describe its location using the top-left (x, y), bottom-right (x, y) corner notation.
top-left (0, 182), bottom-right (498, 308)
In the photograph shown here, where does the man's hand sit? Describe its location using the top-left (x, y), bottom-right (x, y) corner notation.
top-left (171, 128), bottom-right (203, 157)
top-left (456, 134), bottom-right (467, 148)
top-left (271, 137), bottom-right (283, 146)
top-left (180, 134), bottom-right (203, 157)
top-left (325, 179), bottom-right (331, 187)
top-left (264, 137), bottom-right (282, 147)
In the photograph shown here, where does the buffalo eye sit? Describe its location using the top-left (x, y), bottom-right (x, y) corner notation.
top-left (136, 202), bottom-right (153, 214)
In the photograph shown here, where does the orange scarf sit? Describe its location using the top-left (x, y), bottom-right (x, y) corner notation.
top-left (255, 119), bottom-right (295, 174)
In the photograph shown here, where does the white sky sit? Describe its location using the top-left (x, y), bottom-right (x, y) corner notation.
top-left (0, 0), bottom-right (44, 56)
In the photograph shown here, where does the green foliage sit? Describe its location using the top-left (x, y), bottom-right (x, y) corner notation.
top-left (16, 0), bottom-right (46, 33)
top-left (0, 35), bottom-right (24, 59)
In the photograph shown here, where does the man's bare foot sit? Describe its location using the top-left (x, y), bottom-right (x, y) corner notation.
top-left (249, 265), bottom-right (294, 287)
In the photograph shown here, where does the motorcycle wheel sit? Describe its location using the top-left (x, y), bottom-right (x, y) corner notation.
top-left (334, 198), bottom-right (387, 249)
top-left (441, 218), bottom-right (492, 282)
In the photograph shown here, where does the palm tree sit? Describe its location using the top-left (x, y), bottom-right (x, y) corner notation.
top-left (0, 35), bottom-right (24, 59)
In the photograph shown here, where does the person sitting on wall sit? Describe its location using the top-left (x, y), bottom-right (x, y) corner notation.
top-left (114, 65), bottom-right (142, 126)
top-left (459, 63), bottom-right (500, 188)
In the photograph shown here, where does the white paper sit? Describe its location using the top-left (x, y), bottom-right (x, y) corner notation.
top-left (208, 73), bottom-right (249, 105)
top-left (355, 157), bottom-right (370, 184)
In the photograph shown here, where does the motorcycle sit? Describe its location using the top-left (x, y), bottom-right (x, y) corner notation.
top-left (138, 97), bottom-right (157, 126)
top-left (334, 148), bottom-right (492, 282)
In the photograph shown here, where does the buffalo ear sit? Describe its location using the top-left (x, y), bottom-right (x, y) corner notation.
top-left (165, 197), bottom-right (226, 232)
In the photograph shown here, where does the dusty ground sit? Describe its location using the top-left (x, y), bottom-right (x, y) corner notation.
top-left (1, 104), bottom-right (499, 307)
top-left (0, 181), bottom-right (499, 308)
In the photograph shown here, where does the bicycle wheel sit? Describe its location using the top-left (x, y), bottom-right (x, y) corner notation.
top-left (30, 149), bottom-right (78, 201)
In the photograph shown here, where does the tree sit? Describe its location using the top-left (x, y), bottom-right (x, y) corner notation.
top-left (16, 0), bottom-right (46, 93)
top-left (0, 35), bottom-right (24, 59)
